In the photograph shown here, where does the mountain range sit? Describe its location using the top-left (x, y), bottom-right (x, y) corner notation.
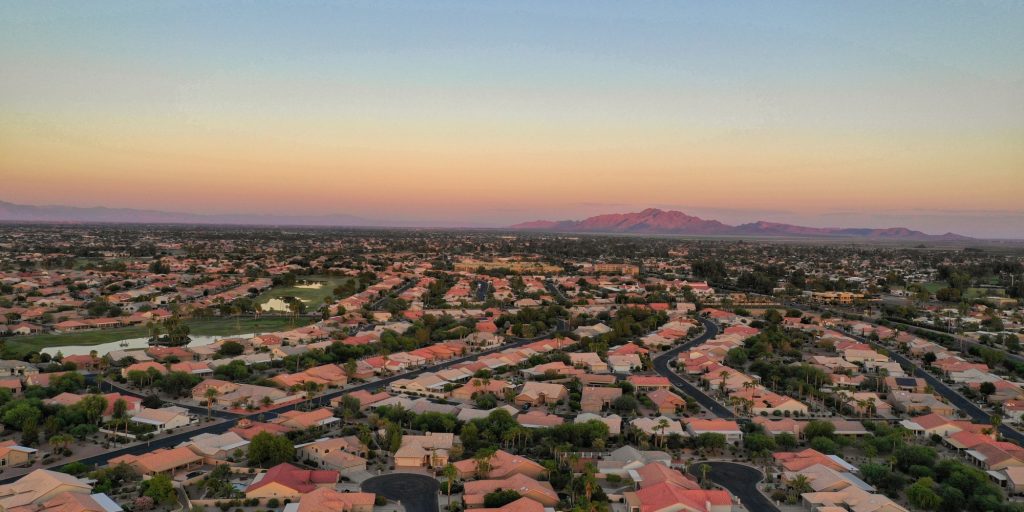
top-left (0, 200), bottom-right (974, 240)
top-left (509, 208), bottom-right (972, 240)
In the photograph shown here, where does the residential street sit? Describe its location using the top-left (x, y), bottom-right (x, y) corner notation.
top-left (652, 318), bottom-right (734, 418)
top-left (688, 462), bottom-right (779, 512)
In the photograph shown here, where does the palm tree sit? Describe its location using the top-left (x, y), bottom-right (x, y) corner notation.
top-left (656, 418), bottom-right (670, 448)
top-left (718, 371), bottom-right (728, 396)
top-left (49, 434), bottom-right (74, 454)
top-left (442, 463), bottom-right (458, 510)
top-left (567, 453), bottom-right (581, 507)
top-left (204, 387), bottom-right (219, 419)
top-left (787, 474), bottom-right (812, 500)
top-left (474, 449), bottom-right (495, 479)
top-left (698, 464), bottom-right (711, 488)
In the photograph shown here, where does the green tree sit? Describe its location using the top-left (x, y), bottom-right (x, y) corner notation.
top-left (247, 431), bottom-right (294, 467)
top-left (906, 477), bottom-right (942, 510)
top-left (142, 473), bottom-right (178, 507)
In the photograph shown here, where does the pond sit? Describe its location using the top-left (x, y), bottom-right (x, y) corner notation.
top-left (41, 332), bottom-right (258, 357)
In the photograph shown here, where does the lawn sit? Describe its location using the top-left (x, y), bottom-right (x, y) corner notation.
top-left (254, 275), bottom-right (353, 309)
top-left (3, 316), bottom-right (315, 357)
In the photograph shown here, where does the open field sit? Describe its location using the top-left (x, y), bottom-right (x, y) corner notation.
top-left (3, 316), bottom-right (315, 357)
top-left (254, 274), bottom-right (353, 309)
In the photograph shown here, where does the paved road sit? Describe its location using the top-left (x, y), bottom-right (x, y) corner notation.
top-left (100, 380), bottom-right (243, 419)
top-left (651, 318), bottom-right (734, 418)
top-left (544, 280), bottom-right (569, 304)
top-left (847, 331), bottom-right (1024, 445)
top-left (0, 328), bottom-right (560, 484)
top-left (688, 462), bottom-right (779, 512)
top-left (363, 473), bottom-right (439, 512)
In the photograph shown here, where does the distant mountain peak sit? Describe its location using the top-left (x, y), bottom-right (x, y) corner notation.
top-left (509, 208), bottom-right (972, 240)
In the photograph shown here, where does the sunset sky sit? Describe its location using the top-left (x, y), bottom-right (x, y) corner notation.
top-left (2, 1), bottom-right (1023, 237)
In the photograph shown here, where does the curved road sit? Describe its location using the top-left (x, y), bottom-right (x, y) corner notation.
top-left (652, 318), bottom-right (734, 418)
top-left (688, 462), bottom-right (779, 512)
top-left (363, 473), bottom-right (440, 512)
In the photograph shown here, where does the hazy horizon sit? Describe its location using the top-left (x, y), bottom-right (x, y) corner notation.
top-left (2, 1), bottom-right (1022, 237)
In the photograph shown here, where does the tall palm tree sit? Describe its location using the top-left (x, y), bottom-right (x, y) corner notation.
top-left (442, 463), bottom-right (458, 510)
top-left (656, 418), bottom-right (670, 448)
top-left (204, 387), bottom-right (219, 419)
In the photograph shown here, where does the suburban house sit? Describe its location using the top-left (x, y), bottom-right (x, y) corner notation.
top-left (297, 437), bottom-right (368, 475)
top-left (0, 470), bottom-right (92, 510)
top-left (130, 406), bottom-right (194, 432)
top-left (581, 386), bottom-right (622, 413)
top-left (394, 433), bottom-right (456, 470)
top-left (287, 487), bottom-right (375, 512)
top-left (109, 446), bottom-right (203, 478)
top-left (452, 450), bottom-right (546, 480)
top-left (514, 382), bottom-right (568, 406)
top-left (245, 463), bottom-right (339, 500)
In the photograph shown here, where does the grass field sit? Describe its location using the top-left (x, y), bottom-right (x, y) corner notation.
top-left (254, 275), bottom-right (352, 308)
top-left (3, 316), bottom-right (315, 357)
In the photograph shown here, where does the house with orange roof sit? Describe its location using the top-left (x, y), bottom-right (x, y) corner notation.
top-left (230, 419), bottom-right (292, 440)
top-left (296, 437), bottom-right (368, 475)
top-left (451, 379), bottom-right (514, 402)
top-left (965, 441), bottom-right (1024, 470)
top-left (474, 497), bottom-right (543, 512)
top-left (801, 485), bottom-right (907, 512)
top-left (633, 461), bottom-right (701, 490)
top-left (0, 470), bottom-right (93, 510)
top-left (581, 386), bottom-right (622, 413)
top-left (623, 481), bottom-right (732, 512)
top-left (394, 433), bottom-right (455, 469)
top-left (610, 342), bottom-right (649, 357)
top-left (452, 450), bottom-right (545, 480)
top-left (271, 408), bottom-right (339, 431)
top-left (685, 419), bottom-right (743, 443)
top-left (521, 361), bottom-right (582, 379)
top-left (647, 389), bottom-right (687, 415)
top-left (272, 363), bottom-right (348, 390)
top-left (290, 487), bottom-right (375, 512)
top-left (245, 462), bottom-right (339, 499)
top-left (331, 390), bottom-right (391, 410)
top-left (169, 361), bottom-right (212, 375)
top-left (517, 410), bottom-right (564, 429)
top-left (120, 361), bottom-right (167, 379)
top-left (514, 382), bottom-right (568, 406)
top-left (753, 417), bottom-right (805, 437)
top-left (6, 490), bottom-right (123, 512)
top-left (108, 446), bottom-right (203, 478)
top-left (463, 474), bottom-right (558, 508)
top-left (729, 387), bottom-right (809, 416)
top-left (627, 375), bottom-right (671, 391)
top-left (773, 449), bottom-right (850, 473)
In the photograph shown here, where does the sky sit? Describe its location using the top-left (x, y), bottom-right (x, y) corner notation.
top-left (1, 1), bottom-right (1023, 237)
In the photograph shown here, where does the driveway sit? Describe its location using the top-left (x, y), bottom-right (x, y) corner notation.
top-left (362, 473), bottom-right (440, 512)
top-left (688, 461), bottom-right (779, 512)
